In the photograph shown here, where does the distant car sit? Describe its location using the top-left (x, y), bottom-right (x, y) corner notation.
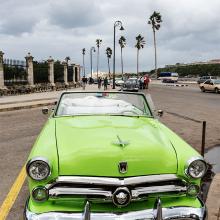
top-left (123, 78), bottom-right (139, 91)
top-left (93, 78), bottom-right (98, 84)
top-left (115, 78), bottom-right (124, 87)
top-left (200, 79), bottom-right (220, 93)
top-left (197, 76), bottom-right (217, 84)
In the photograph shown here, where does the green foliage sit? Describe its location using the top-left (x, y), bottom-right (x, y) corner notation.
top-left (33, 61), bottom-right (48, 83)
top-left (4, 64), bottom-right (27, 81)
top-left (135, 34), bottom-right (145, 50)
top-left (156, 64), bottom-right (220, 77)
top-left (119, 36), bottom-right (126, 48)
top-left (148, 11), bottom-right (162, 31)
top-left (54, 60), bottom-right (64, 82)
top-left (96, 39), bottom-right (102, 48)
top-left (106, 47), bottom-right (112, 58)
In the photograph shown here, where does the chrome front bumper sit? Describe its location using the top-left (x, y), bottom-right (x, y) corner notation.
top-left (24, 198), bottom-right (207, 220)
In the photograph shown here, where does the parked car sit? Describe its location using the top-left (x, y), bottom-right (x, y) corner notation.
top-left (197, 75), bottom-right (217, 84)
top-left (115, 78), bottom-right (124, 87)
top-left (123, 78), bottom-right (139, 91)
top-left (25, 91), bottom-right (207, 220)
top-left (200, 79), bottom-right (220, 93)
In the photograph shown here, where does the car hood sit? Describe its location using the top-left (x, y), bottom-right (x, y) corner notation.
top-left (55, 116), bottom-right (177, 177)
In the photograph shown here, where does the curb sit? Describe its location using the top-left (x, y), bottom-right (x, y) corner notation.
top-left (206, 173), bottom-right (220, 219)
top-left (0, 101), bottom-right (55, 112)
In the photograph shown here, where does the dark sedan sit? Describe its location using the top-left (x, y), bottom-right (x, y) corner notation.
top-left (123, 78), bottom-right (139, 91)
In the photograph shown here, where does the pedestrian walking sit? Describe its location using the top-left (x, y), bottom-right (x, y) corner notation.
top-left (144, 75), bottom-right (150, 89)
top-left (104, 77), bottom-right (108, 90)
top-left (98, 77), bottom-right (102, 89)
top-left (82, 76), bottom-right (87, 90)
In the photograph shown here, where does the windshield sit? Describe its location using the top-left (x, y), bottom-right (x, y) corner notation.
top-left (127, 79), bottom-right (137, 82)
top-left (56, 92), bottom-right (152, 117)
top-left (214, 80), bottom-right (220, 84)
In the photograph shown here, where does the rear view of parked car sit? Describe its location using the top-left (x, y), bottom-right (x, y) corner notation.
top-left (200, 79), bottom-right (220, 93)
top-left (123, 78), bottom-right (139, 91)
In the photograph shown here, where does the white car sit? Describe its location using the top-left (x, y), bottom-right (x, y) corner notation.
top-left (115, 78), bottom-right (124, 86)
top-left (199, 79), bottom-right (220, 93)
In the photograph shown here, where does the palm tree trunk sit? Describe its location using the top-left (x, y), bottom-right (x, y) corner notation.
top-left (97, 47), bottom-right (99, 78)
top-left (137, 49), bottom-right (139, 79)
top-left (83, 55), bottom-right (85, 77)
top-left (121, 47), bottom-right (124, 79)
top-left (153, 28), bottom-right (158, 77)
top-left (107, 57), bottom-right (110, 78)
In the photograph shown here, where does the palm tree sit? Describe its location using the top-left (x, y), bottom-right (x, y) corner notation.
top-left (135, 34), bottom-right (145, 78)
top-left (148, 11), bottom-right (162, 77)
top-left (82, 48), bottom-right (86, 77)
top-left (118, 36), bottom-right (126, 79)
top-left (65, 56), bottom-right (70, 65)
top-left (96, 39), bottom-right (102, 78)
top-left (106, 47), bottom-right (112, 78)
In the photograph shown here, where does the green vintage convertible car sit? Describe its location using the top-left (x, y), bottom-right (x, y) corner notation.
top-left (25, 91), bottom-right (207, 220)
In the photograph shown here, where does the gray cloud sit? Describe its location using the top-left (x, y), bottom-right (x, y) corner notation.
top-left (1, 0), bottom-right (220, 73)
top-left (48, 0), bottom-right (104, 29)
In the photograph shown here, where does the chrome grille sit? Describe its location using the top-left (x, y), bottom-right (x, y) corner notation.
top-left (46, 174), bottom-right (187, 203)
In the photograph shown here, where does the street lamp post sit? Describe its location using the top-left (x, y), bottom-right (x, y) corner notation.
top-left (90, 47), bottom-right (96, 78)
top-left (113, 21), bottom-right (124, 89)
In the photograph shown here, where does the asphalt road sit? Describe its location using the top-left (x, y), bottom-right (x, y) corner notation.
top-left (0, 84), bottom-right (220, 219)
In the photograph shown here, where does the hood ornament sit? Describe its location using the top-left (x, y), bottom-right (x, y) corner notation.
top-left (113, 135), bottom-right (129, 147)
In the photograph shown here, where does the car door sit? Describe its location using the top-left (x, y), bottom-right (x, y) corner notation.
top-left (209, 80), bottom-right (215, 91)
top-left (203, 80), bottom-right (211, 90)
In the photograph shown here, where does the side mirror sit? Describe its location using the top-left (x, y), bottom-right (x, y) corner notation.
top-left (157, 110), bottom-right (163, 117)
top-left (42, 107), bottom-right (49, 115)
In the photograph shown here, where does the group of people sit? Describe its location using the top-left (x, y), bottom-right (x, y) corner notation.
top-left (81, 75), bottom-right (150, 90)
top-left (81, 76), bottom-right (109, 90)
top-left (97, 77), bottom-right (108, 90)
top-left (138, 75), bottom-right (150, 89)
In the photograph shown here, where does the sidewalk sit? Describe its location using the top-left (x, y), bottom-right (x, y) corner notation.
top-left (206, 173), bottom-right (220, 219)
top-left (0, 85), bottom-right (98, 112)
top-left (0, 84), bottom-right (108, 112)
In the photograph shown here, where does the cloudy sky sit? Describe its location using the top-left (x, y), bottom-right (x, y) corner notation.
top-left (1, 0), bottom-right (220, 73)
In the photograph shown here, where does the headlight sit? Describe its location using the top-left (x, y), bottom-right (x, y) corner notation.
top-left (186, 158), bottom-right (207, 179)
top-left (26, 157), bottom-right (51, 181)
top-left (32, 186), bottom-right (48, 202)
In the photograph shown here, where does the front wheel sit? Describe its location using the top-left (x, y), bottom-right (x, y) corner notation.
top-left (215, 88), bottom-right (219, 94)
top-left (201, 87), bottom-right (205, 92)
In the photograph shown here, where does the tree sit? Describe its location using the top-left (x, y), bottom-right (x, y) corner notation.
top-left (106, 47), bottom-right (112, 78)
top-left (135, 34), bottom-right (145, 78)
top-left (148, 11), bottom-right (162, 77)
top-left (82, 48), bottom-right (86, 77)
top-left (96, 39), bottom-right (102, 78)
top-left (118, 36), bottom-right (126, 79)
top-left (65, 56), bottom-right (70, 65)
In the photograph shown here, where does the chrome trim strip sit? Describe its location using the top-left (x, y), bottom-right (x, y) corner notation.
top-left (49, 187), bottom-right (112, 198)
top-left (48, 174), bottom-right (179, 188)
top-left (132, 185), bottom-right (187, 197)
